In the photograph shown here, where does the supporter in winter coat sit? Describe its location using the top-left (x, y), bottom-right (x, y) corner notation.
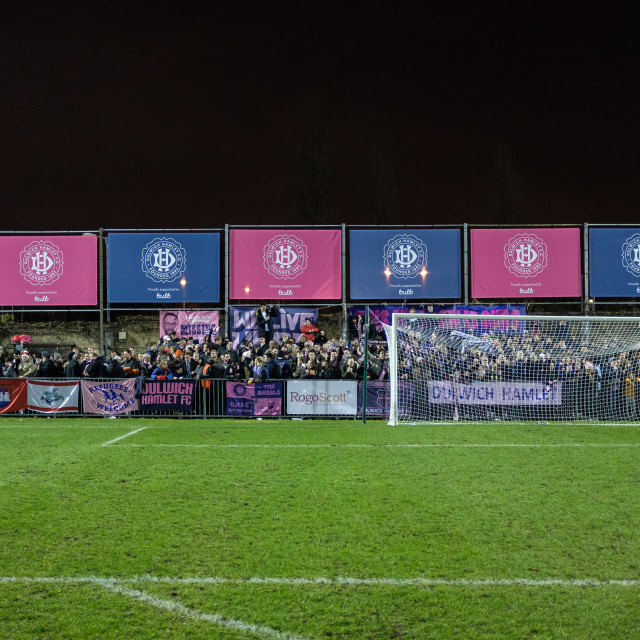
top-left (36, 351), bottom-right (57, 378)
top-left (140, 353), bottom-right (154, 377)
top-left (104, 356), bottom-right (126, 379)
top-left (18, 353), bottom-right (36, 378)
top-left (2, 356), bottom-right (17, 378)
top-left (150, 361), bottom-right (174, 380)
top-left (120, 349), bottom-right (141, 378)
top-left (250, 356), bottom-right (268, 382)
top-left (64, 354), bottom-right (84, 378)
top-left (300, 317), bottom-right (320, 342)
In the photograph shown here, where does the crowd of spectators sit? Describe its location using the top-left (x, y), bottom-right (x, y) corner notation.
top-left (0, 312), bottom-right (390, 384)
top-left (3, 310), bottom-right (640, 420)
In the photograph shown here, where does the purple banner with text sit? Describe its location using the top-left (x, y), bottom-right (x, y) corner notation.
top-left (159, 309), bottom-right (220, 342)
top-left (230, 306), bottom-right (318, 349)
top-left (225, 381), bottom-right (283, 416)
top-left (428, 381), bottom-right (562, 405)
top-left (82, 379), bottom-right (139, 415)
top-left (139, 379), bottom-right (196, 413)
top-left (353, 305), bottom-right (526, 334)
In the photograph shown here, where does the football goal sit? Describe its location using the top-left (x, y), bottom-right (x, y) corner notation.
top-left (384, 313), bottom-right (640, 424)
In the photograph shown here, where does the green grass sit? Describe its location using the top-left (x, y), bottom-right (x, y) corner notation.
top-left (1, 418), bottom-right (639, 639)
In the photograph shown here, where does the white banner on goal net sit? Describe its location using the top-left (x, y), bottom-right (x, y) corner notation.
top-left (384, 313), bottom-right (640, 424)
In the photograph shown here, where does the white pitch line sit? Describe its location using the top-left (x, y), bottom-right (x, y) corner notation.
top-left (94, 579), bottom-right (312, 640)
top-left (113, 442), bottom-right (640, 448)
top-left (2, 575), bottom-right (640, 588)
top-left (101, 427), bottom-right (147, 447)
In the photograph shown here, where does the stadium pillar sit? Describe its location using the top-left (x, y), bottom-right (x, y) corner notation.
top-left (362, 304), bottom-right (369, 424)
top-left (99, 228), bottom-right (105, 352)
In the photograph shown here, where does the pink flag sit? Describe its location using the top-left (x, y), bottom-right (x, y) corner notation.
top-left (471, 228), bottom-right (582, 298)
top-left (0, 235), bottom-right (97, 306)
top-left (229, 229), bottom-right (342, 300)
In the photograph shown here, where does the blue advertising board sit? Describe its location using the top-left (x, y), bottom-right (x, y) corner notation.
top-left (589, 228), bottom-right (640, 298)
top-left (107, 233), bottom-right (220, 303)
top-left (349, 229), bottom-right (461, 300)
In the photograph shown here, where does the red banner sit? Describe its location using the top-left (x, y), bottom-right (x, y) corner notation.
top-left (0, 379), bottom-right (28, 414)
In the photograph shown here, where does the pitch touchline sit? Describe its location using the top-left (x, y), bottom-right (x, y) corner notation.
top-left (112, 442), bottom-right (640, 448)
top-left (2, 575), bottom-right (640, 587)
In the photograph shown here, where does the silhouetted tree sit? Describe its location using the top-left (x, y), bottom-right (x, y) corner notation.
top-left (295, 99), bottom-right (339, 224)
top-left (486, 141), bottom-right (527, 225)
top-left (368, 143), bottom-right (399, 225)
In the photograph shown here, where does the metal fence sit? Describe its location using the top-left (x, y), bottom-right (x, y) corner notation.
top-left (0, 378), bottom-right (382, 420)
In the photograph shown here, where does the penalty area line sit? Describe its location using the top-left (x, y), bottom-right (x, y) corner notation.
top-left (101, 427), bottom-right (147, 447)
top-left (95, 579), bottom-right (312, 640)
top-left (2, 575), bottom-right (640, 588)
top-left (113, 442), bottom-right (640, 448)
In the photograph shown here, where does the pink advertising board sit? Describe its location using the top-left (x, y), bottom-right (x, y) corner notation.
top-left (470, 228), bottom-right (582, 298)
top-left (0, 235), bottom-right (97, 306)
top-left (229, 229), bottom-right (342, 300)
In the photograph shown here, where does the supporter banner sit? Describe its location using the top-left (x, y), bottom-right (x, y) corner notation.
top-left (0, 235), bottom-right (97, 306)
top-left (470, 228), bottom-right (581, 298)
top-left (353, 305), bottom-right (526, 334)
top-left (428, 381), bottom-right (562, 405)
top-left (107, 232), bottom-right (220, 303)
top-left (589, 227), bottom-right (640, 297)
top-left (81, 379), bottom-right (139, 415)
top-left (229, 229), bottom-right (342, 300)
top-left (225, 381), bottom-right (283, 416)
top-left (139, 380), bottom-right (195, 413)
top-left (349, 229), bottom-right (461, 300)
top-left (357, 381), bottom-right (390, 416)
top-left (0, 379), bottom-right (28, 414)
top-left (27, 380), bottom-right (79, 413)
top-left (159, 310), bottom-right (220, 342)
top-left (287, 380), bottom-right (358, 415)
top-left (230, 306), bottom-right (317, 348)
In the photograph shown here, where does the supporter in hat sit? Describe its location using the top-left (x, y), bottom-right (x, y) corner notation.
top-left (18, 353), bottom-right (36, 378)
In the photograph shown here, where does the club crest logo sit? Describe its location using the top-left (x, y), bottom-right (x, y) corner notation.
top-left (141, 237), bottom-right (186, 283)
top-left (20, 241), bottom-right (64, 286)
top-left (263, 234), bottom-right (308, 280)
top-left (383, 234), bottom-right (427, 279)
top-left (621, 233), bottom-right (640, 277)
top-left (504, 233), bottom-right (548, 278)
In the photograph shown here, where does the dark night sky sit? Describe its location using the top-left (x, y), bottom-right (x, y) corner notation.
top-left (2, 3), bottom-right (640, 231)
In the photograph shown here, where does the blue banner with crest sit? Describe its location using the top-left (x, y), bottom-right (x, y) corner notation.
top-left (349, 229), bottom-right (461, 300)
top-left (107, 232), bottom-right (220, 303)
top-left (589, 227), bottom-right (640, 298)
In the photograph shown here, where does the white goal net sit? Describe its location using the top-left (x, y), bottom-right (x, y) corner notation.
top-left (385, 313), bottom-right (640, 424)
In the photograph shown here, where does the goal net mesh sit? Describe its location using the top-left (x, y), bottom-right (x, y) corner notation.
top-left (384, 313), bottom-right (640, 424)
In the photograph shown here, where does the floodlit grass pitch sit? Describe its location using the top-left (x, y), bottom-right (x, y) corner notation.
top-left (1, 418), bottom-right (639, 639)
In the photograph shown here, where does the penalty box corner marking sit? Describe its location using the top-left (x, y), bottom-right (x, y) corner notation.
top-left (102, 427), bottom-right (147, 447)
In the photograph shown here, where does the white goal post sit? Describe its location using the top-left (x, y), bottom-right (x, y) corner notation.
top-left (385, 313), bottom-right (640, 424)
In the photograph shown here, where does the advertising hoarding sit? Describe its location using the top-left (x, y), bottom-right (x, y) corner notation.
top-left (0, 235), bottom-right (97, 306)
top-left (349, 229), bottom-right (461, 299)
top-left (470, 228), bottom-right (581, 298)
top-left (589, 227), bottom-right (640, 297)
top-left (107, 232), bottom-right (220, 303)
top-left (229, 229), bottom-right (342, 300)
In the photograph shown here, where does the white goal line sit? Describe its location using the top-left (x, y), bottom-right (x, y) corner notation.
top-left (110, 442), bottom-right (640, 448)
top-left (2, 575), bottom-right (640, 588)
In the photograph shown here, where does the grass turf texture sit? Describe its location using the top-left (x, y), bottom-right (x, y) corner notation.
top-left (1, 418), bottom-right (639, 639)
